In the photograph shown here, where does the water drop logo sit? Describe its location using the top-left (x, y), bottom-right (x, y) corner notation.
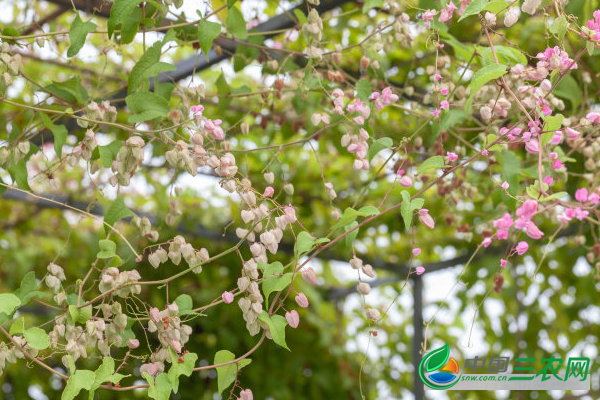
top-left (418, 343), bottom-right (460, 390)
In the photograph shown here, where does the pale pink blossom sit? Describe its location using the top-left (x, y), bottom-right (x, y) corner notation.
top-left (524, 139), bottom-right (540, 154)
top-left (525, 221), bottom-right (544, 239)
top-left (575, 188), bottom-right (588, 202)
top-left (586, 112), bottom-right (600, 124)
top-left (412, 248), bottom-right (421, 256)
top-left (399, 175), bottom-right (413, 188)
top-left (418, 209), bottom-right (435, 229)
top-left (239, 389), bottom-right (253, 400)
top-left (516, 200), bottom-right (538, 220)
top-left (415, 266), bottom-right (426, 275)
top-left (446, 151), bottom-right (458, 162)
top-left (190, 104), bottom-right (204, 119)
top-left (516, 241), bottom-right (529, 255)
top-left (500, 259), bottom-right (508, 267)
top-left (285, 310), bottom-right (300, 328)
top-left (302, 267), bottom-right (318, 285)
top-left (263, 186), bottom-right (275, 198)
top-left (295, 292), bottom-right (309, 308)
top-left (438, 2), bottom-right (457, 22)
top-left (565, 127), bottom-right (580, 139)
top-left (494, 213), bottom-right (514, 229)
top-left (222, 291), bottom-right (234, 304)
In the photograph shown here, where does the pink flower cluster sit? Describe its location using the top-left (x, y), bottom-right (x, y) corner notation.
top-left (583, 10), bottom-right (600, 40)
top-left (558, 187), bottom-right (600, 223)
top-left (511, 47), bottom-right (577, 82)
top-left (191, 104), bottom-right (226, 140)
top-left (424, 0), bottom-right (472, 27)
top-left (371, 87), bottom-right (399, 111)
top-left (491, 200), bottom-right (544, 245)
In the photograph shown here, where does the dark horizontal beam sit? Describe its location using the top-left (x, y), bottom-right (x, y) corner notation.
top-left (43, 0), bottom-right (176, 26)
top-left (113, 0), bottom-right (355, 98)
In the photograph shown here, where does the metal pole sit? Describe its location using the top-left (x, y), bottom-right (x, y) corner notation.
top-left (412, 275), bottom-right (424, 400)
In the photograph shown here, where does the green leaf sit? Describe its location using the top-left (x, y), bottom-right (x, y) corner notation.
top-left (586, 40), bottom-right (595, 56)
top-left (40, 114), bottom-right (67, 158)
top-left (9, 316), bottom-right (25, 335)
top-left (344, 221), bottom-right (359, 249)
top-left (293, 9), bottom-right (307, 24)
top-left (126, 91), bottom-right (170, 123)
top-left (440, 109), bottom-right (466, 132)
top-left (464, 63), bottom-right (507, 113)
top-left (425, 344), bottom-right (450, 372)
top-left (67, 13), bottom-right (97, 57)
top-left (356, 78), bottom-right (371, 101)
top-left (411, 198), bottom-right (425, 210)
top-left (258, 312), bottom-right (289, 350)
top-left (89, 357), bottom-right (128, 400)
top-left (357, 206), bottom-right (379, 216)
top-left (68, 305), bottom-right (93, 324)
top-left (97, 239), bottom-right (117, 259)
top-left (128, 39), bottom-right (165, 92)
top-left (120, 7), bottom-right (143, 44)
top-left (483, 134), bottom-right (504, 152)
top-left (295, 231), bottom-right (316, 256)
top-left (14, 271), bottom-right (46, 305)
top-left (62, 369), bottom-right (95, 400)
top-left (553, 74), bottom-right (582, 110)
top-left (216, 72), bottom-right (232, 113)
top-left (98, 141), bottom-right (123, 168)
top-left (104, 196), bottom-right (135, 234)
top-left (214, 350), bottom-right (252, 395)
top-left (499, 150), bottom-right (520, 196)
top-left (144, 372), bottom-right (172, 400)
top-left (24, 327), bottom-right (50, 350)
top-left (174, 294), bottom-right (193, 315)
top-left (400, 190), bottom-right (412, 232)
top-left (198, 20), bottom-right (221, 60)
top-left (226, 6), bottom-right (247, 40)
top-left (418, 156), bottom-right (446, 174)
top-left (331, 207), bottom-right (363, 231)
top-left (540, 191), bottom-right (568, 202)
top-left (260, 262), bottom-right (293, 306)
top-left (107, 0), bottom-right (143, 38)
top-left (541, 114), bottom-right (563, 146)
top-left (479, 45), bottom-right (527, 67)
top-left (168, 349), bottom-right (198, 393)
top-left (0, 293), bottom-right (20, 317)
top-left (45, 77), bottom-right (89, 104)
top-left (368, 137), bottom-right (393, 160)
top-left (8, 158), bottom-right (31, 191)
top-left (363, 0), bottom-right (383, 13)
top-left (549, 14), bottom-right (568, 41)
top-left (458, 0), bottom-right (489, 21)
top-left (484, 0), bottom-right (510, 12)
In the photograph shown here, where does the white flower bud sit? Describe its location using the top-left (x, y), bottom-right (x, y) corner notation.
top-left (357, 282), bottom-right (371, 295)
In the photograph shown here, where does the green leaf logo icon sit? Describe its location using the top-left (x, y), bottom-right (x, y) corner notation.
top-left (425, 343), bottom-right (450, 372)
